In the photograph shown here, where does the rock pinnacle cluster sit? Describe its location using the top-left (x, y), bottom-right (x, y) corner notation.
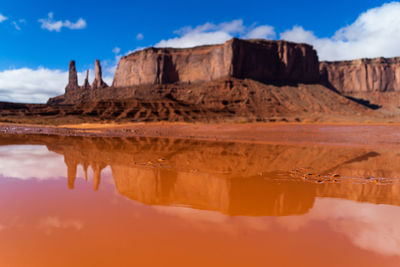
top-left (65, 59), bottom-right (108, 92)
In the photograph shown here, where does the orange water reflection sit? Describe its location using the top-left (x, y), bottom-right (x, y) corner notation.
top-left (0, 135), bottom-right (400, 267)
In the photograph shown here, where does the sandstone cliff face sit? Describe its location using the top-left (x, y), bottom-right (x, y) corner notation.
top-left (112, 42), bottom-right (233, 87)
top-left (320, 57), bottom-right (400, 93)
top-left (230, 39), bottom-right (319, 83)
top-left (112, 38), bottom-right (320, 87)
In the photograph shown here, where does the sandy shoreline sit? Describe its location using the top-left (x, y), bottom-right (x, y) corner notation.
top-left (1, 122), bottom-right (400, 147)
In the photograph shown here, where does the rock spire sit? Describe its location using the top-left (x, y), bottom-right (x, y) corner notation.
top-left (82, 70), bottom-right (90, 89)
top-left (92, 59), bottom-right (108, 89)
top-left (65, 60), bottom-right (79, 92)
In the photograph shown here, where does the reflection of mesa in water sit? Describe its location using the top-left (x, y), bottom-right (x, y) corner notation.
top-left (2, 135), bottom-right (400, 216)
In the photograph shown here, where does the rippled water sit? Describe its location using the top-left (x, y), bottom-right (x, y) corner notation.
top-left (0, 134), bottom-right (400, 267)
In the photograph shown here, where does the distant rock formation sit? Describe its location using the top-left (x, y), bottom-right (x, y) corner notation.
top-left (112, 38), bottom-right (320, 88)
top-left (56, 39), bottom-right (400, 102)
top-left (48, 38), bottom-right (400, 118)
top-left (320, 57), bottom-right (400, 93)
top-left (64, 60), bottom-right (108, 92)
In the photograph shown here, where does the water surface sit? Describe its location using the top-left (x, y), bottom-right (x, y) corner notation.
top-left (0, 135), bottom-right (400, 267)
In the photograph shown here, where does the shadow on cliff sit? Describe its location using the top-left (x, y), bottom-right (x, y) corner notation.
top-left (323, 80), bottom-right (382, 110)
top-left (345, 96), bottom-right (381, 110)
top-left (319, 71), bottom-right (382, 110)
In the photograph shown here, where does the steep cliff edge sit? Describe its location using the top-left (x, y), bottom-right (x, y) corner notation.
top-left (320, 57), bottom-right (400, 93)
top-left (320, 57), bottom-right (400, 114)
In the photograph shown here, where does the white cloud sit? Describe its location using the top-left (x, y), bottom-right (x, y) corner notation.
top-left (112, 47), bottom-right (121, 54)
top-left (0, 67), bottom-right (67, 103)
top-left (155, 19), bottom-right (275, 48)
top-left (12, 21), bottom-right (21, 31)
top-left (0, 66), bottom-right (113, 103)
top-left (38, 12), bottom-right (86, 32)
top-left (136, 33), bottom-right (144, 40)
top-left (0, 14), bottom-right (7, 23)
top-left (64, 18), bottom-right (86, 30)
top-left (280, 2), bottom-right (400, 60)
top-left (244, 25), bottom-right (276, 39)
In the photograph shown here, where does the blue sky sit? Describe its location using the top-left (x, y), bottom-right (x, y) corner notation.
top-left (0, 0), bottom-right (399, 102)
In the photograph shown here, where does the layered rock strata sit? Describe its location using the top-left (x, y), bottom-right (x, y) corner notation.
top-left (112, 38), bottom-right (320, 87)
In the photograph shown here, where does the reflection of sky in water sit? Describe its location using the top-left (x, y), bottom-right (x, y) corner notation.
top-left (0, 145), bottom-right (66, 179)
top-left (279, 198), bottom-right (400, 257)
top-left (153, 199), bottom-right (400, 257)
top-left (0, 145), bottom-right (112, 180)
top-left (0, 144), bottom-right (399, 265)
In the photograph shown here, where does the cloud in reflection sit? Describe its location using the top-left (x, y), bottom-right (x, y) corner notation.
top-left (153, 198), bottom-right (400, 257)
top-left (0, 145), bottom-right (66, 179)
top-left (278, 198), bottom-right (400, 257)
top-left (153, 206), bottom-right (271, 234)
top-left (38, 216), bottom-right (84, 235)
top-left (0, 145), bottom-right (113, 182)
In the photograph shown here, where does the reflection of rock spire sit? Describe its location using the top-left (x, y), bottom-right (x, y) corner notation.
top-left (65, 158), bottom-right (77, 189)
top-left (93, 166), bottom-right (101, 191)
top-left (83, 162), bottom-right (89, 181)
top-left (92, 163), bottom-right (107, 191)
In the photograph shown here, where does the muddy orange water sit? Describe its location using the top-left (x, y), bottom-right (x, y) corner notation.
top-left (1, 131), bottom-right (400, 267)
